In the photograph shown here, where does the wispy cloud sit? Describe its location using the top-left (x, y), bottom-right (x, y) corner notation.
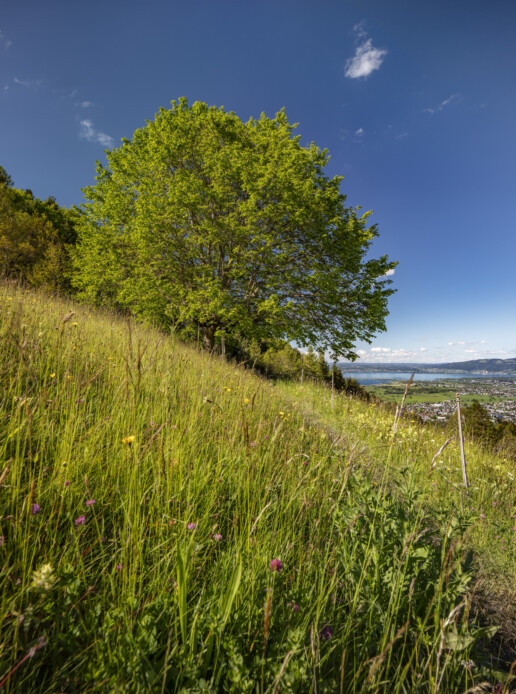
top-left (352, 21), bottom-right (368, 40)
top-left (355, 127), bottom-right (364, 137)
top-left (424, 94), bottom-right (461, 114)
top-left (382, 268), bottom-right (395, 277)
top-left (77, 100), bottom-right (94, 108)
top-left (0, 29), bottom-right (12, 50)
top-left (79, 120), bottom-right (114, 148)
top-left (14, 77), bottom-right (42, 89)
top-left (345, 32), bottom-right (388, 79)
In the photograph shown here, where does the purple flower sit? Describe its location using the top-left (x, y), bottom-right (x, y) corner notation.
top-left (85, 499), bottom-right (95, 507)
top-left (480, 514), bottom-right (485, 519)
top-left (64, 480), bottom-right (71, 487)
top-left (320, 625), bottom-right (333, 640)
top-left (293, 604), bottom-right (299, 613)
top-left (75, 515), bottom-right (86, 526)
top-left (270, 558), bottom-right (283, 572)
top-left (31, 504), bottom-right (40, 515)
top-left (214, 533), bottom-right (223, 541)
top-left (187, 522), bottom-right (197, 530)
top-left (116, 562), bottom-right (123, 571)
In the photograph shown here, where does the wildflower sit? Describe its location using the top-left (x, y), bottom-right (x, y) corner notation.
top-left (320, 625), bottom-right (333, 640)
top-left (85, 499), bottom-right (95, 507)
top-left (116, 563), bottom-right (123, 571)
top-left (75, 515), bottom-right (86, 526)
top-left (270, 558), bottom-right (283, 572)
top-left (243, 397), bottom-right (249, 403)
top-left (50, 373), bottom-right (56, 378)
top-left (64, 480), bottom-right (71, 487)
top-left (187, 522), bottom-right (197, 530)
top-left (214, 533), bottom-right (223, 541)
top-left (293, 604), bottom-right (299, 613)
top-left (122, 435), bottom-right (135, 445)
top-left (480, 514), bottom-right (485, 519)
top-left (31, 504), bottom-right (40, 516)
top-left (31, 563), bottom-right (55, 591)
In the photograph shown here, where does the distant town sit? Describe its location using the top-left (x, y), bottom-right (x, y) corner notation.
top-left (404, 379), bottom-right (516, 424)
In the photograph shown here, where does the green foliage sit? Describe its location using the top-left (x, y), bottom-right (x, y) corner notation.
top-left (0, 165), bottom-right (13, 187)
top-left (72, 98), bottom-right (396, 358)
top-left (0, 173), bottom-right (76, 291)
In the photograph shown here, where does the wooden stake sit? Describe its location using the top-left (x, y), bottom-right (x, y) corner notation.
top-left (392, 372), bottom-right (414, 439)
top-left (456, 394), bottom-right (469, 494)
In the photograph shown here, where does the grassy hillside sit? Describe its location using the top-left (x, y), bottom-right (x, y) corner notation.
top-left (0, 285), bottom-right (515, 692)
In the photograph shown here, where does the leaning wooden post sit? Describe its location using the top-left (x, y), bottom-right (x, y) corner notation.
top-left (456, 393), bottom-right (469, 495)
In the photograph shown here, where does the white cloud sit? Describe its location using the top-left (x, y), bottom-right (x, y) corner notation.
top-left (371, 347), bottom-right (391, 352)
top-left (14, 77), bottom-right (42, 89)
top-left (464, 349), bottom-right (476, 354)
top-left (355, 127), bottom-right (364, 137)
top-left (420, 348), bottom-right (427, 351)
top-left (79, 119), bottom-right (114, 148)
top-left (345, 38), bottom-right (388, 79)
top-left (395, 132), bottom-right (408, 140)
top-left (0, 30), bottom-right (12, 50)
top-left (78, 100), bottom-right (94, 108)
top-left (383, 268), bottom-right (395, 277)
top-left (352, 22), bottom-right (368, 40)
top-left (448, 341), bottom-right (466, 346)
top-left (424, 94), bottom-right (461, 114)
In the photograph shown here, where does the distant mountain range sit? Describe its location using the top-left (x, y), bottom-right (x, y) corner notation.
top-left (337, 357), bottom-right (516, 375)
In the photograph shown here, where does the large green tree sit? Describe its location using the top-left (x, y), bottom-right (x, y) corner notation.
top-left (73, 98), bottom-right (396, 358)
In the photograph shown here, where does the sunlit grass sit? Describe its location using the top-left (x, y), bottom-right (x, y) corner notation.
top-left (0, 284), bottom-right (513, 692)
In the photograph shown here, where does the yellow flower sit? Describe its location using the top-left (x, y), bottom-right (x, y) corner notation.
top-left (122, 435), bottom-right (135, 445)
top-left (243, 398), bottom-right (249, 404)
top-left (50, 373), bottom-right (56, 378)
top-left (279, 411), bottom-right (284, 416)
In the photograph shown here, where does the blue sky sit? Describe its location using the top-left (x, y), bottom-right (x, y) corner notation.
top-left (2, 0), bottom-right (515, 363)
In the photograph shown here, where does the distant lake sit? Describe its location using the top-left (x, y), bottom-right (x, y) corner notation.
top-left (339, 372), bottom-right (516, 386)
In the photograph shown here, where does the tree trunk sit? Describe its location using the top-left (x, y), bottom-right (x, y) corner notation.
top-left (203, 325), bottom-right (216, 351)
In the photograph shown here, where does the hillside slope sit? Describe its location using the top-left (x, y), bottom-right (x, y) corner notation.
top-left (0, 285), bottom-right (514, 692)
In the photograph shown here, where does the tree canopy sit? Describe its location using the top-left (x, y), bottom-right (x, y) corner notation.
top-left (0, 172), bottom-right (76, 291)
top-left (72, 98), bottom-right (396, 358)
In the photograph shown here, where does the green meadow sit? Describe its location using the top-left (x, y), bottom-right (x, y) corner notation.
top-left (1, 284), bottom-right (515, 692)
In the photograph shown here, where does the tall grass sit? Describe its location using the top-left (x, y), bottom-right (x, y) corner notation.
top-left (0, 285), bottom-right (511, 692)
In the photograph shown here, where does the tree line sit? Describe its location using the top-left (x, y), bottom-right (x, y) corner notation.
top-left (0, 165), bottom-right (76, 292)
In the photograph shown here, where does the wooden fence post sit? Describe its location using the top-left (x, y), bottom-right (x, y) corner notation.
top-left (456, 393), bottom-right (470, 495)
